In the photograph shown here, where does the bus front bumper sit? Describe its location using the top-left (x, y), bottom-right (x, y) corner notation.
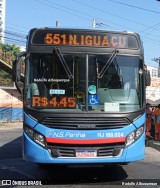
top-left (23, 132), bottom-right (145, 164)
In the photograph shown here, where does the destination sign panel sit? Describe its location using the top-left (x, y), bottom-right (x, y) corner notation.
top-left (31, 29), bottom-right (138, 49)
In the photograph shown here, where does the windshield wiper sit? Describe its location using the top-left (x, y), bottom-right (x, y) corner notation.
top-left (54, 47), bottom-right (73, 79)
top-left (97, 49), bottom-right (119, 79)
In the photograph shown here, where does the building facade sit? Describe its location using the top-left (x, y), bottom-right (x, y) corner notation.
top-left (146, 66), bottom-right (160, 105)
top-left (0, 0), bottom-right (5, 43)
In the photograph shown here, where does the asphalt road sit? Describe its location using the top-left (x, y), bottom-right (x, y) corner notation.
top-left (0, 123), bottom-right (160, 187)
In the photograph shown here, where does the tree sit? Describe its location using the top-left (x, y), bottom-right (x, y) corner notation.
top-left (0, 43), bottom-right (21, 87)
top-left (4, 43), bottom-right (21, 55)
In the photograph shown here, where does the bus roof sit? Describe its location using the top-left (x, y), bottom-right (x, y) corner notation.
top-left (28, 27), bottom-right (140, 36)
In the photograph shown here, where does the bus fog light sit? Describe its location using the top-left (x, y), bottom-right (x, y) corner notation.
top-left (34, 132), bottom-right (45, 147)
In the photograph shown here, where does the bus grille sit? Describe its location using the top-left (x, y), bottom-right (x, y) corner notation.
top-left (41, 117), bottom-right (130, 130)
top-left (47, 143), bottom-right (125, 158)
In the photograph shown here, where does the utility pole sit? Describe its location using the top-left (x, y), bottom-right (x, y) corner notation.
top-left (56, 21), bottom-right (60, 27)
top-left (153, 57), bottom-right (160, 77)
top-left (92, 18), bottom-right (96, 28)
top-left (92, 18), bottom-right (108, 28)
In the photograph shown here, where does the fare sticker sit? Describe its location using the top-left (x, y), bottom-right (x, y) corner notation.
top-left (104, 102), bottom-right (119, 112)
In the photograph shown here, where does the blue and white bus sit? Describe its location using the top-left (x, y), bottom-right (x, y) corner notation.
top-left (13, 28), bottom-right (150, 165)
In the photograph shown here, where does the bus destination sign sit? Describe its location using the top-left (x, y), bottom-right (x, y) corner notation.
top-left (32, 30), bottom-right (138, 49)
top-left (44, 33), bottom-right (128, 48)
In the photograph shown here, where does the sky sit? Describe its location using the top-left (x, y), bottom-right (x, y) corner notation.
top-left (5, 0), bottom-right (160, 67)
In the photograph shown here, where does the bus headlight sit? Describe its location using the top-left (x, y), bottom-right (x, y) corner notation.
top-left (24, 124), bottom-right (46, 147)
top-left (126, 125), bottom-right (144, 147)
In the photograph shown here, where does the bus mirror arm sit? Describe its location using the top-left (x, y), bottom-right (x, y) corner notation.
top-left (12, 60), bottom-right (24, 94)
top-left (12, 51), bottom-right (27, 94)
top-left (15, 81), bottom-right (24, 95)
top-left (12, 59), bottom-right (17, 82)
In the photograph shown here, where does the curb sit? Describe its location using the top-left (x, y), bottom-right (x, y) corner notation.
top-left (146, 140), bottom-right (160, 152)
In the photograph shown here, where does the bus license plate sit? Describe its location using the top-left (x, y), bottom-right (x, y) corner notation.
top-left (76, 150), bottom-right (97, 158)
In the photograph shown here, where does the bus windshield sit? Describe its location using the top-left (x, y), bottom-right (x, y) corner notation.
top-left (25, 53), bottom-right (144, 112)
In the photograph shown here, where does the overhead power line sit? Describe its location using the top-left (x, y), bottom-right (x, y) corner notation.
top-left (71, 0), bottom-right (160, 45)
top-left (72, 0), bottom-right (149, 28)
top-left (108, 0), bottom-right (160, 15)
top-left (0, 29), bottom-right (27, 46)
top-left (0, 36), bottom-right (26, 43)
top-left (32, 0), bottom-right (160, 34)
top-left (5, 21), bottom-right (30, 31)
top-left (139, 22), bottom-right (160, 33)
top-left (3, 0), bottom-right (160, 47)
top-left (5, 26), bottom-right (28, 34)
top-left (33, 0), bottom-right (91, 23)
top-left (3, 30), bottom-right (26, 39)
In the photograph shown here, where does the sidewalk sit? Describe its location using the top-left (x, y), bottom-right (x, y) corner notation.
top-left (146, 139), bottom-right (160, 152)
top-left (0, 121), bottom-right (22, 129)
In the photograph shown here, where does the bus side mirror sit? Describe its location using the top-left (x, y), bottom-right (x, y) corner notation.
top-left (13, 59), bottom-right (24, 94)
top-left (12, 59), bottom-right (21, 82)
top-left (16, 59), bottom-right (21, 82)
top-left (145, 69), bottom-right (151, 86)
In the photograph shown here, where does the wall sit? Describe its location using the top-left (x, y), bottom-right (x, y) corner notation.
top-left (146, 77), bottom-right (160, 105)
top-left (0, 88), bottom-right (23, 122)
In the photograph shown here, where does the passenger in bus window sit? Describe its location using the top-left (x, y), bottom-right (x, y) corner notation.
top-left (107, 74), bottom-right (122, 89)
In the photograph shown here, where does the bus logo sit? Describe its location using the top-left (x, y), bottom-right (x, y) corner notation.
top-left (77, 124), bottom-right (96, 129)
